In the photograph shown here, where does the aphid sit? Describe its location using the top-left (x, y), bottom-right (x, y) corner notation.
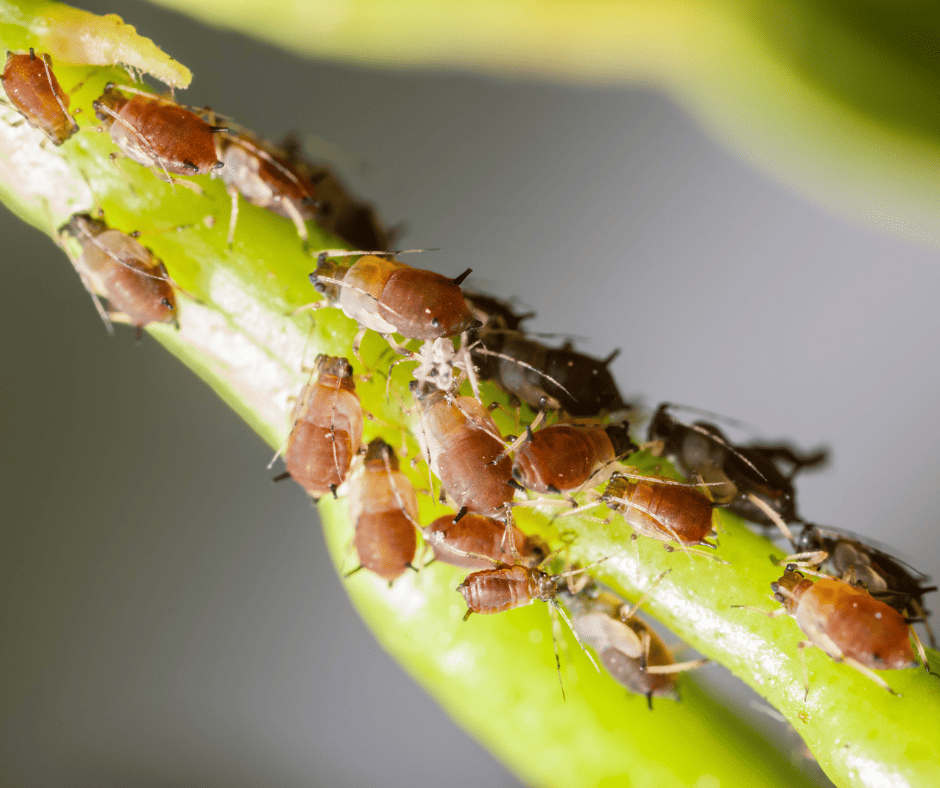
top-left (790, 523), bottom-right (936, 647)
top-left (763, 569), bottom-right (928, 694)
top-left (601, 473), bottom-right (717, 554)
top-left (60, 213), bottom-right (177, 336)
top-left (412, 383), bottom-right (514, 518)
top-left (424, 511), bottom-right (547, 569)
top-left (1, 49), bottom-right (78, 145)
top-left (310, 252), bottom-right (477, 344)
top-left (471, 331), bottom-right (628, 416)
top-left (512, 423), bottom-right (638, 495)
top-left (211, 126), bottom-right (321, 247)
top-left (648, 402), bottom-right (827, 537)
top-left (462, 291), bottom-right (534, 334)
top-left (93, 83), bottom-right (225, 180)
top-left (276, 355), bottom-right (363, 499)
top-left (558, 578), bottom-right (706, 708)
top-left (346, 438), bottom-right (419, 584)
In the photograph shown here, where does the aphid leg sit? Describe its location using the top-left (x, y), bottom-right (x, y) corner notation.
top-left (840, 654), bottom-right (898, 695)
top-left (343, 564), bottom-right (364, 580)
top-left (908, 626), bottom-right (936, 677)
top-left (729, 604), bottom-right (788, 617)
top-left (351, 326), bottom-right (369, 364)
top-left (745, 493), bottom-right (794, 542)
top-left (271, 471), bottom-right (291, 482)
top-left (643, 658), bottom-right (710, 675)
top-left (546, 604), bottom-right (567, 700)
top-left (279, 197), bottom-right (310, 246)
top-left (553, 600), bottom-right (602, 675)
top-left (619, 569), bottom-right (672, 623)
top-left (780, 550), bottom-right (829, 568)
top-left (225, 185), bottom-right (240, 248)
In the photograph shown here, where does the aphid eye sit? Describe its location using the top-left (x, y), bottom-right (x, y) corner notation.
top-left (431, 317), bottom-right (441, 328)
top-left (161, 298), bottom-right (173, 309)
top-left (772, 592), bottom-right (786, 603)
top-left (315, 283), bottom-right (327, 293)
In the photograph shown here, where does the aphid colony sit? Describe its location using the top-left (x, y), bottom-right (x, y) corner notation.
top-left (10, 49), bottom-right (936, 704)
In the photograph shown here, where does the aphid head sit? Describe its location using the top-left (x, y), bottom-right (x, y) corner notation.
top-left (535, 570), bottom-right (562, 603)
top-left (601, 473), bottom-right (630, 503)
top-left (60, 213), bottom-right (108, 242)
top-left (314, 354), bottom-right (355, 384)
top-left (92, 84), bottom-right (127, 121)
top-left (604, 423), bottom-right (638, 457)
top-left (308, 258), bottom-right (345, 299)
top-left (771, 570), bottom-right (808, 611)
top-left (363, 437), bottom-right (400, 471)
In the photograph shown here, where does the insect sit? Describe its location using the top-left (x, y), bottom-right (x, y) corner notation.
top-left (60, 212), bottom-right (177, 337)
top-left (424, 511), bottom-right (547, 569)
top-left (92, 83), bottom-right (225, 181)
top-left (470, 331), bottom-right (628, 416)
top-left (412, 382), bottom-right (515, 519)
top-left (277, 135), bottom-right (393, 251)
top-left (600, 473), bottom-right (718, 556)
top-left (647, 402), bottom-right (827, 539)
top-left (512, 422), bottom-right (637, 495)
top-left (558, 577), bottom-right (706, 708)
top-left (210, 125), bottom-right (322, 247)
top-left (309, 251), bottom-right (477, 346)
top-left (462, 291), bottom-right (534, 334)
top-left (789, 523), bottom-right (937, 647)
top-left (1, 49), bottom-right (79, 145)
top-left (346, 438), bottom-right (420, 584)
top-left (274, 355), bottom-right (363, 499)
top-left (759, 569), bottom-right (929, 695)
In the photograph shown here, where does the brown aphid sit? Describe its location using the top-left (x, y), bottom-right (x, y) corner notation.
top-left (212, 127), bottom-right (321, 246)
top-left (347, 438), bottom-right (419, 584)
top-left (559, 579), bottom-right (705, 708)
top-left (412, 383), bottom-right (514, 518)
top-left (424, 512), bottom-right (547, 569)
top-left (93, 83), bottom-right (224, 178)
top-left (1, 49), bottom-right (78, 145)
top-left (768, 569), bottom-right (925, 694)
top-left (458, 563), bottom-right (560, 618)
top-left (601, 473), bottom-right (717, 550)
top-left (61, 213), bottom-right (177, 334)
top-left (310, 252), bottom-right (477, 342)
top-left (512, 423), bottom-right (637, 495)
top-left (280, 355), bottom-right (363, 499)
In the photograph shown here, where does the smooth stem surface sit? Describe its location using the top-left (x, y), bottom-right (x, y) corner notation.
top-left (2, 3), bottom-right (939, 787)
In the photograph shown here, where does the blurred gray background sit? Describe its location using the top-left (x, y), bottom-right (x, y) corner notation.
top-left (3, 1), bottom-right (939, 786)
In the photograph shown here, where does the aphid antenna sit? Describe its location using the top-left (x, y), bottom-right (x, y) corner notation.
top-left (619, 569), bottom-right (672, 623)
top-left (470, 344), bottom-right (575, 402)
top-left (375, 440), bottom-right (423, 532)
top-left (656, 401), bottom-right (762, 434)
top-left (55, 228), bottom-right (116, 336)
top-left (37, 51), bottom-right (76, 133)
top-left (315, 247), bottom-right (434, 263)
top-left (745, 493), bottom-right (795, 542)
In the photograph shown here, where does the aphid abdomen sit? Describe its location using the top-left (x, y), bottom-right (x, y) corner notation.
top-left (353, 511), bottom-right (418, 582)
top-left (614, 480), bottom-right (713, 545)
top-left (799, 580), bottom-right (916, 670)
top-left (492, 335), bottom-right (555, 409)
top-left (513, 426), bottom-right (613, 493)
top-left (101, 259), bottom-right (176, 326)
top-left (1, 51), bottom-right (77, 145)
top-left (94, 88), bottom-right (221, 175)
top-left (426, 513), bottom-right (536, 569)
top-left (458, 565), bottom-right (538, 615)
top-left (377, 268), bottom-right (476, 340)
top-left (284, 422), bottom-right (356, 494)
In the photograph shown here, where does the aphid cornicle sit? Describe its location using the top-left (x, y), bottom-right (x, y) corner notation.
top-left (647, 403), bottom-right (827, 533)
top-left (768, 569), bottom-right (925, 694)
top-left (791, 523), bottom-right (937, 647)
top-left (471, 331), bottom-right (628, 416)
top-left (1, 49), bottom-right (78, 145)
top-left (310, 252), bottom-right (477, 342)
top-left (512, 423), bottom-right (637, 494)
top-left (279, 355), bottom-right (363, 499)
top-left (424, 512), bottom-right (547, 569)
top-left (93, 83), bottom-right (225, 177)
top-left (347, 438), bottom-right (419, 584)
top-left (211, 126), bottom-right (321, 246)
top-left (60, 213), bottom-right (177, 334)
top-left (601, 473), bottom-right (716, 550)
top-left (412, 383), bottom-right (515, 519)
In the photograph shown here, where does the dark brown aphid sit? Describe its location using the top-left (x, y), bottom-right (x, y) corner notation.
top-left (424, 512), bottom-right (547, 569)
top-left (278, 135), bottom-right (392, 251)
top-left (648, 403), bottom-right (827, 536)
top-left (60, 213), bottom-right (177, 335)
top-left (212, 126), bottom-right (321, 246)
top-left (559, 579), bottom-right (705, 708)
top-left (278, 355), bottom-right (363, 499)
top-left (512, 423), bottom-right (637, 494)
top-left (412, 383), bottom-right (515, 518)
top-left (601, 473), bottom-right (717, 551)
top-left (1, 49), bottom-right (78, 145)
top-left (310, 252), bottom-right (477, 342)
top-left (791, 523), bottom-right (936, 647)
top-left (471, 331), bottom-right (628, 416)
top-left (347, 438), bottom-right (419, 584)
top-left (767, 569), bottom-right (926, 694)
top-left (93, 83), bottom-right (224, 179)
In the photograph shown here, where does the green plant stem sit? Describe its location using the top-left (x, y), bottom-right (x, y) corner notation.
top-left (3, 3), bottom-right (940, 787)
